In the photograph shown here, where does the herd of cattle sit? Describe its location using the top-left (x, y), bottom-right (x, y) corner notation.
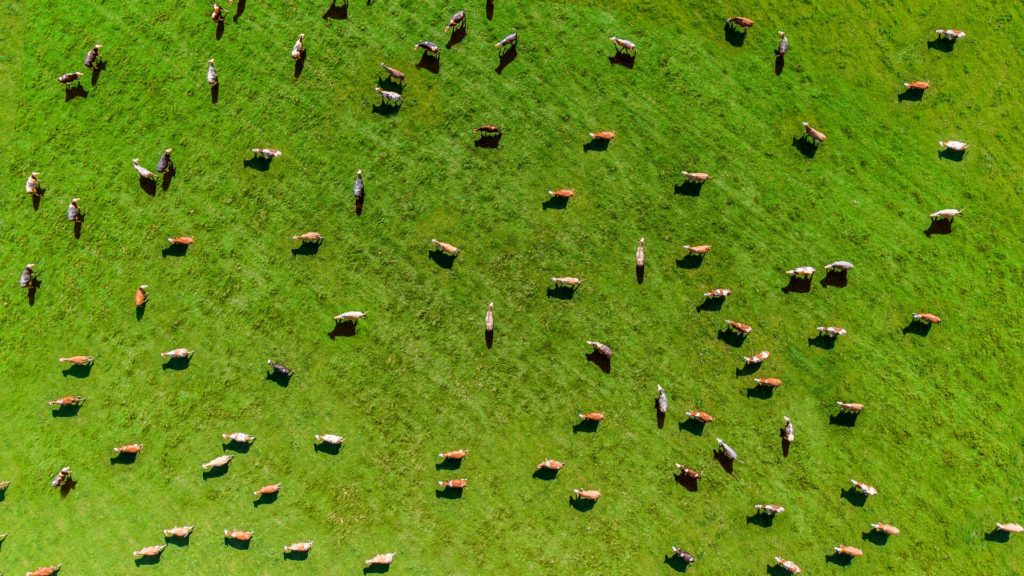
top-left (10, 2), bottom-right (1019, 575)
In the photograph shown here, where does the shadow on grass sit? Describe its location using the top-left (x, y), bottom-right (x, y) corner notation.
top-left (678, 419), bottom-right (706, 436)
top-left (585, 351), bottom-right (611, 373)
top-left (542, 195), bottom-right (568, 210)
top-left (938, 148), bottom-right (966, 162)
top-left (446, 26), bottom-right (467, 50)
top-left (223, 440), bottom-right (252, 454)
top-left (862, 530), bottom-right (891, 545)
top-left (62, 363), bottom-right (93, 378)
top-left (746, 513), bottom-right (774, 528)
top-left (328, 322), bottom-right (357, 339)
top-left (674, 473), bottom-right (699, 493)
top-left (135, 301), bottom-right (147, 320)
top-left (376, 77), bottom-right (404, 93)
top-left (781, 436), bottom-right (791, 458)
top-left (60, 478), bottom-right (78, 498)
top-left (429, 250), bottom-right (456, 269)
top-left (135, 555), bottom-right (162, 566)
top-left (676, 254), bottom-right (704, 268)
top-left (774, 54), bottom-right (785, 76)
top-left (569, 496), bottom-right (595, 512)
top-left (253, 492), bottom-right (279, 507)
top-left (90, 60), bottom-right (107, 86)
top-left (841, 486), bottom-right (868, 507)
top-left (161, 167), bottom-right (175, 191)
top-left (475, 134), bottom-right (501, 149)
top-left (109, 452), bottom-right (138, 465)
top-left (746, 385), bottom-right (775, 399)
top-left (28, 281), bottom-right (40, 306)
top-left (165, 534), bottom-right (191, 546)
top-left (203, 466), bottom-right (229, 480)
top-left (323, 0), bottom-right (348, 20)
top-left (821, 270), bottom-right (848, 288)
top-left (713, 450), bottom-right (734, 474)
top-left (984, 529), bottom-right (1010, 543)
top-left (898, 88), bottom-right (924, 102)
top-left (233, 0), bottom-right (246, 21)
top-left (532, 467), bottom-right (559, 481)
top-left (496, 45), bottom-right (517, 74)
top-left (435, 486), bottom-right (463, 499)
top-left (65, 85), bottom-right (88, 101)
top-left (924, 219), bottom-right (952, 237)
top-left (485, 329), bottom-right (493, 349)
top-left (572, 420), bottom-right (599, 434)
top-left (371, 102), bottom-right (402, 116)
top-left (927, 38), bottom-right (955, 52)
top-left (294, 55), bottom-right (306, 79)
top-left (266, 371), bottom-right (292, 387)
top-left (766, 565), bottom-right (792, 576)
top-left (717, 329), bottom-right (746, 348)
top-left (32, 188), bottom-right (44, 210)
top-left (215, 20), bottom-right (225, 40)
top-left (291, 242), bottom-right (322, 256)
top-left (583, 139), bottom-right (610, 153)
top-left (807, 334), bottom-right (837, 349)
top-left (635, 265), bottom-right (644, 284)
top-left (735, 363), bottom-right (762, 377)
top-left (655, 398), bottom-right (665, 429)
top-left (284, 549), bottom-right (309, 561)
top-left (161, 243), bottom-right (189, 257)
top-left (243, 156), bottom-right (271, 171)
top-left (829, 411), bottom-right (860, 427)
top-left (903, 321), bottom-right (932, 336)
top-left (696, 297), bottom-right (723, 312)
top-left (825, 552), bottom-right (853, 566)
top-left (363, 564), bottom-right (391, 574)
top-left (724, 23), bottom-right (747, 47)
top-left (546, 286), bottom-right (577, 300)
top-left (51, 404), bottom-right (82, 418)
top-left (355, 196), bottom-right (364, 216)
top-left (162, 357), bottom-right (191, 371)
top-left (486, 0), bottom-right (493, 19)
top-left (435, 459), bottom-right (462, 471)
top-left (791, 136), bottom-right (818, 158)
top-left (673, 181), bottom-right (704, 196)
top-left (664, 554), bottom-right (692, 572)
top-left (224, 537), bottom-right (250, 550)
top-left (781, 277), bottom-right (811, 294)
top-left (211, 82), bottom-right (219, 104)
top-left (416, 53), bottom-right (440, 74)
top-left (139, 175), bottom-right (157, 196)
top-left (608, 52), bottom-right (635, 68)
top-left (314, 442), bottom-right (342, 455)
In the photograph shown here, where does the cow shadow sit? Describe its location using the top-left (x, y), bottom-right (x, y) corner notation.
top-left (862, 530), bottom-right (890, 546)
top-left (446, 26), bottom-right (467, 49)
top-left (223, 440), bottom-right (252, 454)
top-left (781, 277), bottom-right (811, 294)
top-left (233, 0), bottom-right (246, 21)
top-left (62, 363), bottom-right (93, 378)
top-left (139, 175), bottom-right (157, 196)
top-left (475, 134), bottom-right (501, 149)
top-left (747, 385), bottom-right (775, 399)
top-left (679, 419), bottom-right (706, 436)
top-left (266, 370), bottom-right (292, 387)
top-left (841, 486), bottom-right (868, 507)
top-left (65, 85), bottom-right (88, 101)
top-left (134, 555), bottom-right (162, 566)
top-left (569, 496), bottom-right (596, 512)
top-left (655, 398), bottom-right (665, 429)
top-left (495, 45), bottom-right (517, 74)
top-left (781, 435), bottom-right (791, 457)
top-left (717, 329), bottom-right (746, 348)
top-left (608, 53), bottom-right (635, 68)
top-left (541, 196), bottom-right (568, 210)
top-left (713, 449), bottom-right (734, 474)
top-left (927, 38), bottom-right (955, 52)
top-left (664, 554), bottom-right (692, 572)
top-left (416, 53), bottom-right (440, 74)
top-left (216, 20), bottom-right (225, 40)
top-left (253, 492), bottom-right (278, 507)
top-left (291, 242), bottom-right (321, 256)
top-left (435, 486), bottom-right (463, 499)
top-left (328, 322), bottom-right (357, 339)
top-left (211, 82), bottom-right (219, 104)
top-left (924, 219), bottom-right (952, 237)
top-left (791, 136), bottom-right (818, 158)
top-left (676, 254), bottom-right (704, 268)
top-left (284, 548), bottom-right (309, 560)
top-left (162, 356), bottom-right (191, 371)
top-left (674, 473), bottom-right (699, 493)
top-left (724, 23), bottom-right (747, 47)
top-left (825, 552), bottom-right (853, 566)
top-left (60, 478), bottom-right (78, 498)
top-left (939, 148), bottom-right (966, 162)
top-left (364, 564), bottom-right (391, 574)
top-left (546, 286), bottom-right (576, 299)
top-left (243, 156), bottom-right (271, 171)
top-left (774, 54), bottom-right (785, 76)
top-left (735, 363), bottom-right (762, 377)
top-left (984, 529), bottom-right (1010, 543)
top-left (314, 442), bottom-right (342, 455)
top-left (586, 351), bottom-right (611, 373)
top-left (136, 302), bottom-right (147, 321)
top-left (696, 297), bottom-right (724, 312)
top-left (371, 102), bottom-right (401, 116)
top-left (820, 270), bottom-right (848, 288)
top-left (673, 181), bottom-right (703, 196)
top-left (829, 411), bottom-right (860, 427)
top-left (110, 451), bottom-right (138, 465)
top-left (323, 0), bottom-right (348, 20)
top-left (532, 467), bottom-right (559, 481)
top-left (294, 55), bottom-right (306, 79)
top-left (635, 265), bottom-right (644, 284)
top-left (90, 60), bottom-right (106, 86)
top-left (573, 420), bottom-right (599, 434)
top-left (435, 459), bottom-right (462, 471)
top-left (355, 196), bottom-right (364, 215)
top-left (165, 534), bottom-right (191, 546)
top-left (766, 564), bottom-right (792, 576)
top-left (376, 77), bottom-right (404, 92)
top-left (31, 188), bottom-right (44, 210)
top-left (898, 88), bottom-right (924, 102)
top-left (903, 321), bottom-right (932, 336)
top-left (27, 281), bottom-right (40, 306)
top-left (429, 250), bottom-right (456, 269)
top-left (161, 167), bottom-right (175, 191)
top-left (51, 404), bottom-right (82, 418)
top-left (746, 513), bottom-right (774, 528)
top-left (202, 466), bottom-right (229, 480)
top-left (807, 334), bottom-right (837, 349)
top-left (224, 537), bottom-right (250, 550)
top-left (486, 0), bottom-right (494, 19)
top-left (583, 139), bottom-right (610, 152)
top-left (485, 329), bottom-right (493, 349)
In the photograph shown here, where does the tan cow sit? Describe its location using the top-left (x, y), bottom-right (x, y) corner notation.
top-left (291, 34), bottom-right (305, 60)
top-left (537, 459), bottom-right (564, 470)
top-left (850, 479), bottom-right (878, 496)
top-left (682, 244), bottom-right (711, 255)
top-left (995, 523), bottom-right (1024, 534)
top-left (114, 444), bottom-right (143, 455)
top-left (871, 523), bottom-right (900, 536)
top-left (133, 545), bottom-right (166, 557)
top-left (785, 266), bottom-right (816, 278)
top-left (912, 312), bottom-right (941, 324)
top-left (587, 341), bottom-right (613, 357)
top-left (573, 488), bottom-right (601, 500)
top-left (133, 159), bottom-right (156, 180)
top-left (904, 81), bottom-right (930, 90)
top-left (431, 239), bottom-right (460, 256)
top-left (774, 557), bottom-right (801, 574)
top-left (58, 356), bottom-right (93, 366)
top-left (292, 232), bottom-right (322, 243)
top-left (930, 208), bottom-right (963, 221)
top-left (636, 237), bottom-right (645, 267)
top-left (551, 277), bottom-right (581, 287)
top-left (223, 432), bottom-right (255, 444)
top-left (609, 37), bottom-right (636, 54)
top-left (674, 464), bottom-right (702, 479)
top-left (681, 171), bottom-right (711, 183)
top-left (588, 131), bottom-right (616, 141)
top-left (26, 564), bottom-right (62, 576)
top-left (315, 434), bottom-right (344, 445)
top-left (284, 541), bottom-right (313, 553)
top-left (202, 454), bottom-right (233, 471)
top-left (365, 552), bottom-right (396, 566)
top-left (834, 545), bottom-right (863, 557)
top-left (485, 302), bottom-right (494, 333)
top-left (727, 16), bottom-right (754, 29)
top-left (161, 348), bottom-right (193, 358)
top-left (753, 377), bottom-right (783, 387)
top-left (224, 530), bottom-right (253, 541)
top-left (704, 288), bottom-right (731, 299)
top-left (25, 172), bottom-right (41, 196)
top-left (548, 189), bottom-right (574, 198)
top-left (163, 526), bottom-right (194, 538)
top-left (754, 504), bottom-right (785, 515)
top-left (167, 236), bottom-right (194, 245)
top-left (335, 311), bottom-right (367, 323)
top-left (801, 122), bottom-right (826, 143)
top-left (438, 449), bottom-right (468, 460)
top-left (48, 396), bottom-right (84, 407)
top-left (254, 483), bottom-right (281, 497)
top-left (836, 401), bottom-right (864, 413)
top-left (578, 411), bottom-right (605, 421)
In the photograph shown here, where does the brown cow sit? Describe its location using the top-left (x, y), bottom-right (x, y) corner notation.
top-left (224, 530), bottom-right (253, 541)
top-left (674, 464), bottom-right (702, 479)
top-left (578, 411), bottom-right (605, 421)
top-left (685, 410), bottom-right (714, 423)
top-left (753, 377), bottom-right (783, 387)
top-left (438, 449), bottom-right (468, 460)
top-left (588, 131), bottom-right (615, 141)
top-left (114, 444), bottom-right (143, 455)
top-left (135, 285), bottom-right (149, 307)
top-left (725, 320), bottom-right (752, 335)
top-left (438, 478), bottom-right (467, 489)
top-left (537, 459), bottom-right (564, 470)
top-left (912, 312), bottom-right (941, 324)
top-left (133, 545), bottom-right (166, 558)
top-left (58, 356), bottom-right (93, 366)
top-left (48, 396), bottom-right (84, 407)
top-left (727, 16), bottom-right (754, 29)
top-left (254, 483), bottom-right (281, 497)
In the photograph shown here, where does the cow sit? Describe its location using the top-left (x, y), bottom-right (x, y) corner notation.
top-left (800, 122), bottom-right (826, 143)
top-left (365, 552), bottom-right (396, 566)
top-left (485, 302), bottom-right (494, 333)
top-left (930, 208), bottom-right (963, 221)
top-left (776, 31), bottom-right (789, 55)
top-left (754, 377), bottom-right (783, 387)
top-left (163, 526), bottom-right (194, 538)
top-left (445, 10), bottom-right (466, 32)
top-left (683, 244), bottom-right (711, 255)
top-left (871, 523), bottom-right (900, 536)
top-left (374, 86), bottom-right (403, 105)
top-left (995, 523), bottom-right (1024, 534)
top-left (252, 148), bottom-right (282, 158)
top-left (66, 198), bottom-right (82, 222)
top-left (936, 29), bottom-right (966, 40)
top-left (674, 464), bottom-right (702, 479)
top-left (353, 169), bottom-right (364, 200)
top-left (656, 385), bottom-right (668, 414)
top-left (114, 444), bottom-right (143, 455)
top-left (785, 266), bottom-right (816, 278)
top-left (58, 355), bottom-right (93, 366)
top-left (292, 232), bottom-right (323, 243)
top-left (0, 480), bottom-right (9, 491)
top-left (670, 547), bottom-right (696, 564)
top-left (284, 542), bottom-right (313, 553)
top-left (48, 396), bottom-right (84, 407)
top-left (474, 125), bottom-right (502, 135)
top-left (685, 410), bottom-right (713, 423)
top-left (754, 504), bottom-right (785, 516)
top-left (133, 545), bottom-right (165, 558)
top-left (727, 16), bottom-right (754, 30)
top-left (315, 434), bottom-right (345, 445)
top-left (254, 483), bottom-right (281, 497)
top-left (223, 432), bottom-right (255, 444)
top-left (380, 63), bottom-right (405, 83)
top-left (774, 557), bottom-right (801, 574)
top-left (414, 41), bottom-right (440, 55)
top-left (156, 149), bottom-right (173, 173)
top-left (25, 172), bottom-right (40, 196)
top-left (744, 351), bottom-right (770, 365)
top-left (161, 348), bottom-right (192, 358)
top-left (588, 130), bottom-right (616, 141)
top-left (551, 276), bottom-right (581, 288)
top-left (291, 34), bottom-right (305, 61)
top-left (588, 341), bottom-right (613, 358)
top-left (334, 311), bottom-right (366, 323)
top-left (850, 479), bottom-right (878, 496)
top-left (725, 320), bottom-right (752, 335)
top-left (904, 80), bottom-right (930, 90)
top-left (834, 545), bottom-right (863, 557)
top-left (824, 260), bottom-right (854, 272)
top-left (609, 36), bottom-right (636, 54)
top-left (495, 32), bottom-right (518, 50)
top-left (267, 360), bottom-right (294, 377)
top-left (202, 455), bottom-right (233, 471)
top-left (207, 59), bottom-right (218, 86)
top-left (26, 564), bottom-right (62, 576)
top-left (537, 459), bottom-right (564, 470)
top-left (718, 438), bottom-right (742, 464)
top-left (572, 488), bottom-right (601, 500)
top-left (817, 326), bottom-right (847, 337)
top-left (939, 140), bottom-right (968, 152)
top-left (438, 449), bottom-right (468, 460)
top-left (782, 416), bottom-right (794, 442)
top-left (57, 72), bottom-right (83, 85)
top-left (19, 263), bottom-right (36, 288)
top-left (224, 530), bottom-right (253, 541)
top-left (133, 159), bottom-right (156, 181)
top-left (635, 237), bottom-right (645, 268)
top-left (578, 411), bottom-right (605, 422)
top-left (913, 312), bottom-right (942, 324)
top-left (84, 45), bottom-right (103, 68)
top-left (836, 401), bottom-right (863, 413)
top-left (211, 2), bottom-right (225, 22)
top-left (431, 239), bottom-right (459, 256)
top-left (51, 467), bottom-right (71, 488)
top-left (548, 188), bottom-right (575, 198)
top-left (704, 288), bottom-right (731, 299)
top-left (438, 478), bottom-right (467, 489)
top-left (680, 171), bottom-right (711, 183)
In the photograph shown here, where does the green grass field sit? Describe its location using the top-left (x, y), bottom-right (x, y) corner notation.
top-left (2, 0), bottom-right (1023, 574)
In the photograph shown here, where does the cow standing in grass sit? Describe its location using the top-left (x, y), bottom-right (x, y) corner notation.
top-left (291, 34), bottom-right (306, 60)
top-left (25, 172), bottom-right (41, 196)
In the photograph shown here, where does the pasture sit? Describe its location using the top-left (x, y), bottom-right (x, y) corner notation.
top-left (1, 0), bottom-right (1023, 574)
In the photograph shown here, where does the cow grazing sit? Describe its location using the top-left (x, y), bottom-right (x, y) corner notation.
top-left (674, 464), bottom-right (702, 479)
top-left (904, 80), bottom-right (930, 90)
top-left (588, 341), bottom-right (613, 358)
top-left (167, 236), bottom-right (193, 245)
top-left (755, 504), bottom-right (785, 516)
top-left (588, 130), bottom-right (616, 141)
top-left (995, 523), bottom-right (1024, 534)
top-left (717, 438), bottom-right (741, 461)
top-left (685, 410), bottom-right (713, 423)
top-left (284, 542), bottom-right (313, 553)
top-left (202, 455), bottom-right (233, 471)
top-left (207, 59), bottom-right (218, 86)
top-left (156, 149), bottom-right (173, 173)
top-left (936, 29), bottom-right (966, 40)
top-left (578, 411), bottom-right (605, 422)
top-left (777, 31), bottom-right (789, 55)
top-left (683, 244), bottom-right (711, 255)
top-left (744, 350), bottom-right (770, 365)
top-left (334, 311), bottom-right (366, 323)
top-left (782, 416), bottom-right (794, 442)
top-left (0, 480), bottom-right (9, 491)
top-left (224, 530), bottom-right (253, 541)
top-left (51, 467), bottom-right (71, 488)
top-left (930, 208), bottom-right (963, 221)
top-left (774, 557), bottom-right (801, 574)
top-left (485, 302), bottom-right (494, 333)
top-left (161, 348), bottom-right (192, 358)
top-left (84, 45), bottom-right (103, 68)
top-left (380, 63), bottom-right (405, 83)
top-left (66, 198), bottom-right (82, 222)
top-left (444, 10), bottom-right (466, 32)
top-left (353, 169), bottom-right (364, 199)
top-left (704, 288), bottom-right (731, 299)
top-left (609, 36), bottom-right (636, 54)
top-left (315, 434), bottom-right (345, 445)
top-left (252, 148), bottom-right (282, 158)
top-left (48, 396), bottom-right (84, 407)
top-left (671, 547), bottom-right (696, 564)
top-left (727, 16), bottom-right (754, 30)
top-left (414, 41), bottom-right (440, 55)
top-left (222, 432), bottom-right (255, 444)
top-left (681, 171), bottom-right (711, 183)
top-left (438, 449), bottom-right (468, 460)
top-left (495, 32), bottom-right (518, 49)
top-left (163, 526), bottom-right (194, 538)
top-left (573, 488), bottom-right (601, 500)
top-left (636, 237), bottom-right (645, 267)
top-left (291, 33), bottom-right (305, 60)
top-left (267, 360), bottom-right (293, 377)
top-left (824, 260), bottom-right (854, 272)
top-left (25, 172), bottom-right (40, 196)
top-left (537, 459), bottom-right (564, 470)
top-left (834, 545), bottom-right (863, 557)
top-left (850, 479), bottom-right (878, 496)
top-left (474, 125), bottom-right (502, 135)
top-left (551, 276), bottom-right (581, 288)
top-left (548, 188), bottom-right (575, 199)
top-left (725, 320), bottom-right (752, 335)
top-left (19, 263), bottom-right (36, 288)
top-left (817, 326), bottom-right (847, 338)
top-left (656, 385), bottom-right (668, 414)
top-left (211, 2), bottom-right (225, 22)
top-left (438, 478), bottom-right (467, 489)
top-left (754, 377), bottom-right (783, 388)
top-left (292, 231), bottom-right (322, 243)
top-left (913, 312), bottom-right (942, 325)
top-left (58, 355), bottom-right (93, 366)
top-left (785, 266), bottom-right (816, 278)
top-left (836, 401), bottom-right (863, 413)
top-left (114, 444), bottom-right (143, 455)
top-left (431, 239), bottom-right (459, 256)
top-left (375, 86), bottom-right (404, 105)
top-left (801, 122), bottom-right (826, 143)
top-left (133, 159), bottom-right (156, 181)
top-left (134, 285), bottom-right (149, 307)
top-left (871, 522), bottom-right (900, 536)
top-left (365, 553), bottom-right (396, 566)
top-left (939, 140), bottom-right (968, 152)
top-left (57, 72), bottom-right (83, 85)
top-left (26, 564), bottom-right (62, 576)
top-left (254, 483), bottom-right (281, 497)
top-left (133, 545), bottom-right (166, 558)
